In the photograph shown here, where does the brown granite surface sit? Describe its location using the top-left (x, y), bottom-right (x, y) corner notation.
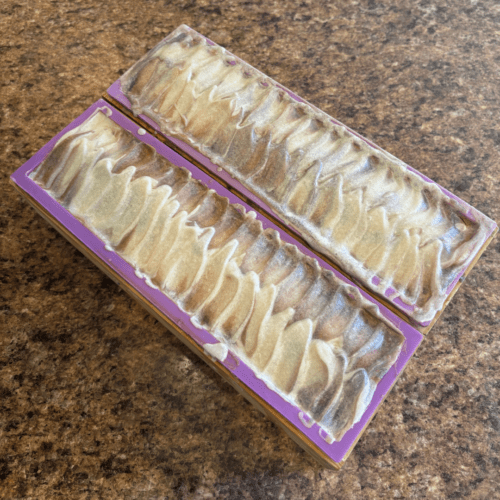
top-left (1, 0), bottom-right (499, 498)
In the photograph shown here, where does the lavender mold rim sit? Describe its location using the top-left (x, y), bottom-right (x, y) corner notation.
top-left (11, 99), bottom-right (422, 465)
top-left (106, 30), bottom-right (497, 327)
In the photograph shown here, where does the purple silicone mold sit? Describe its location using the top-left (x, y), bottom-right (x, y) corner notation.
top-left (11, 99), bottom-right (422, 465)
top-left (106, 43), bottom-right (497, 328)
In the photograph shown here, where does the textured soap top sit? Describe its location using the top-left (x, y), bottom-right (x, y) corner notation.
top-left (119, 24), bottom-right (496, 325)
top-left (30, 110), bottom-right (404, 442)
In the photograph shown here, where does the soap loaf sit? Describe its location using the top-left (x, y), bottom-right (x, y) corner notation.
top-left (120, 24), bottom-right (496, 325)
top-left (30, 110), bottom-right (404, 442)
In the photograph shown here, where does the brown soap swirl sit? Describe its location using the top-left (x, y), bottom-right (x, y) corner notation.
top-left (120, 24), bottom-right (495, 325)
top-left (31, 110), bottom-right (404, 442)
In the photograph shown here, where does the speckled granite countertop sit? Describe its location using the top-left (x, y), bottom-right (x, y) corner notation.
top-left (1, 1), bottom-right (499, 498)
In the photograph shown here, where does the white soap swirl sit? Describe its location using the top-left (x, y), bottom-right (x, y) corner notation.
top-left (119, 24), bottom-right (496, 325)
top-left (31, 110), bottom-right (404, 441)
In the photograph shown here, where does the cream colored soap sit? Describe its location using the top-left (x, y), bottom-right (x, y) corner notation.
top-left (31, 110), bottom-right (404, 442)
top-left (120, 24), bottom-right (496, 324)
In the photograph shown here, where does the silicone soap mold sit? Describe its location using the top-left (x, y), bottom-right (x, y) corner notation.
top-left (108, 24), bottom-right (497, 327)
top-left (10, 101), bottom-right (422, 468)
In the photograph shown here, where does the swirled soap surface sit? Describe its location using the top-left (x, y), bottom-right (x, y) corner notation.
top-left (120, 24), bottom-right (495, 324)
top-left (30, 110), bottom-right (404, 441)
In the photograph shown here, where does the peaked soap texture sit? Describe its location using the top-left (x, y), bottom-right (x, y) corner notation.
top-left (119, 24), bottom-right (496, 325)
top-left (30, 110), bottom-right (404, 442)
